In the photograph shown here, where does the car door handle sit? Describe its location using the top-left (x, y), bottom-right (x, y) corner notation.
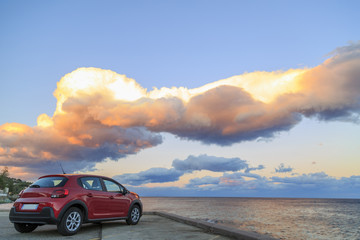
top-left (87, 193), bottom-right (93, 197)
top-left (109, 196), bottom-right (114, 199)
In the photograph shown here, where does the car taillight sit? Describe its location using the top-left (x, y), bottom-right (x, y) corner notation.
top-left (18, 190), bottom-right (24, 198)
top-left (51, 189), bottom-right (69, 198)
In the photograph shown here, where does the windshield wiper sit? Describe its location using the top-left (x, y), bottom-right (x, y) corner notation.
top-left (29, 184), bottom-right (40, 188)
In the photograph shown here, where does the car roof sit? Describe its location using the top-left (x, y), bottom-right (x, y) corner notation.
top-left (39, 174), bottom-right (112, 179)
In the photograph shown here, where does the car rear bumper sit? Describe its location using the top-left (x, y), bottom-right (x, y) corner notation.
top-left (9, 207), bottom-right (57, 224)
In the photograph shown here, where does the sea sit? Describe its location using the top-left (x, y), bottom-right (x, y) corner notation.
top-left (141, 197), bottom-right (360, 240)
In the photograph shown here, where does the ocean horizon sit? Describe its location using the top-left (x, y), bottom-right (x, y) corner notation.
top-left (141, 196), bottom-right (360, 199)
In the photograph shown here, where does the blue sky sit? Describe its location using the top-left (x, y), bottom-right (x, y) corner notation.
top-left (0, 0), bottom-right (360, 198)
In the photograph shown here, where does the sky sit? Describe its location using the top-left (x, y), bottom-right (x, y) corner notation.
top-left (0, 0), bottom-right (359, 198)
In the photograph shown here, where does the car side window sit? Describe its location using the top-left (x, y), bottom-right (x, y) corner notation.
top-left (103, 179), bottom-right (123, 193)
top-left (80, 177), bottom-right (103, 191)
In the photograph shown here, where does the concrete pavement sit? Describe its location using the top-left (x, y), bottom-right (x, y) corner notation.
top-left (0, 210), bottom-right (100, 240)
top-left (0, 210), bottom-right (231, 240)
top-left (1, 208), bottom-right (277, 240)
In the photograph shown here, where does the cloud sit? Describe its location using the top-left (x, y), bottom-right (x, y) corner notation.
top-left (87, 42), bottom-right (360, 145)
top-left (114, 155), bottom-right (256, 186)
top-left (109, 154), bottom-right (360, 198)
top-left (172, 154), bottom-right (248, 172)
top-left (0, 123), bottom-right (162, 175)
top-left (223, 171), bottom-right (265, 180)
top-left (275, 163), bottom-right (293, 173)
top-left (271, 172), bottom-right (335, 185)
top-left (132, 172), bottom-right (360, 198)
top-left (113, 168), bottom-right (183, 186)
top-left (185, 171), bottom-right (268, 191)
top-left (1, 42), bottom-right (360, 175)
top-left (186, 176), bottom-right (221, 188)
top-left (245, 165), bottom-right (265, 173)
top-left (168, 177), bottom-right (358, 198)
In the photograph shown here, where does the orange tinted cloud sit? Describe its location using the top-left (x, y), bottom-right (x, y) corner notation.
top-left (0, 42), bottom-right (359, 175)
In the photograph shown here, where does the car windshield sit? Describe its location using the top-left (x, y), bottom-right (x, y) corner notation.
top-left (30, 176), bottom-right (68, 188)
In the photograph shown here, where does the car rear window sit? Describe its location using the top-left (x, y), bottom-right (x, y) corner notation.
top-left (30, 176), bottom-right (68, 188)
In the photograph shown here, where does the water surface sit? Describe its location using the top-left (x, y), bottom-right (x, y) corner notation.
top-left (141, 197), bottom-right (360, 240)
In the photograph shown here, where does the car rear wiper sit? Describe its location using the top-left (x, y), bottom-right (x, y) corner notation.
top-left (29, 184), bottom-right (41, 188)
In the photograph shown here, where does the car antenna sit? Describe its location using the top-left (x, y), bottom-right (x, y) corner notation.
top-left (58, 162), bottom-right (66, 174)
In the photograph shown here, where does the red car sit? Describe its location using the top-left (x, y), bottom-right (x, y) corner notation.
top-left (9, 174), bottom-right (142, 236)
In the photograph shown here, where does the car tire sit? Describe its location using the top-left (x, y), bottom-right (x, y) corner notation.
top-left (57, 207), bottom-right (83, 236)
top-left (126, 205), bottom-right (141, 225)
top-left (14, 223), bottom-right (38, 233)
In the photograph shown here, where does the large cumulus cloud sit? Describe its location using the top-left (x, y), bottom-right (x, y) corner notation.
top-left (0, 123), bottom-right (162, 175)
top-left (74, 42), bottom-right (360, 147)
top-left (1, 42), bottom-right (360, 175)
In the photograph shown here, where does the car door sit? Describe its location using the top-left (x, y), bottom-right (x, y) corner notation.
top-left (79, 177), bottom-right (111, 219)
top-left (102, 179), bottom-right (131, 218)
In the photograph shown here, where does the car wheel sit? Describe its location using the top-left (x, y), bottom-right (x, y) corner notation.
top-left (126, 205), bottom-right (141, 225)
top-left (14, 223), bottom-right (38, 233)
top-left (57, 207), bottom-right (83, 236)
